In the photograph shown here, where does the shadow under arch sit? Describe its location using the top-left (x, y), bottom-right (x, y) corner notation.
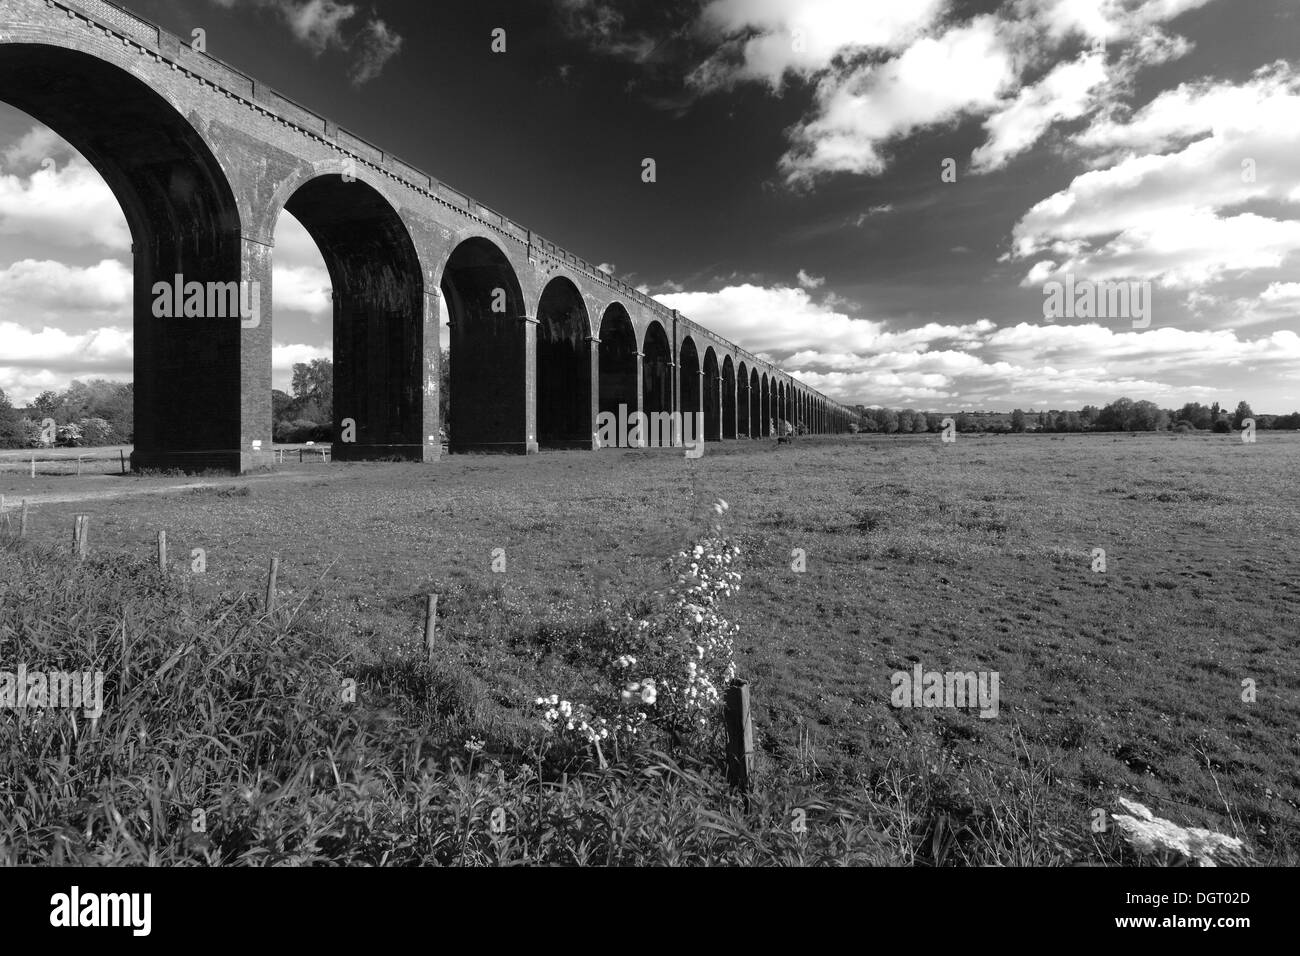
top-left (281, 174), bottom-right (430, 460)
top-left (599, 303), bottom-right (638, 422)
top-left (0, 43), bottom-right (245, 471)
top-left (703, 347), bottom-right (721, 442)
top-left (536, 276), bottom-right (592, 448)
top-left (722, 356), bottom-right (736, 439)
top-left (441, 236), bottom-right (530, 453)
top-left (641, 320), bottom-right (673, 428)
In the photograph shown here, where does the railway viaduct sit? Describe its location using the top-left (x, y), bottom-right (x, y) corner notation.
top-left (1, 0), bottom-right (858, 472)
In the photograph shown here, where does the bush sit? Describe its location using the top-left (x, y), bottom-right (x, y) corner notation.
top-left (1212, 419), bottom-right (1232, 434)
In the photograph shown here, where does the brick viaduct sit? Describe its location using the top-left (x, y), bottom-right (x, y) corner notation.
top-left (1, 0), bottom-right (858, 472)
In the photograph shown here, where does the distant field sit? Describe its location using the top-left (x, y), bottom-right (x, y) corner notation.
top-left (3, 431), bottom-right (1297, 861)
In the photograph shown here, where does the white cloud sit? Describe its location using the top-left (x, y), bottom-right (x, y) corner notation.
top-left (972, 51), bottom-right (1109, 171)
top-left (1009, 63), bottom-right (1300, 290)
top-left (0, 153), bottom-right (128, 250)
top-left (690, 0), bottom-right (947, 91)
top-left (0, 258), bottom-right (131, 325)
top-left (654, 279), bottom-right (1300, 409)
top-left (2, 126), bottom-right (68, 170)
top-left (780, 16), bottom-right (1017, 183)
top-left (796, 268), bottom-right (825, 289)
top-left (0, 321), bottom-right (132, 404)
top-left (273, 264), bottom-right (331, 316)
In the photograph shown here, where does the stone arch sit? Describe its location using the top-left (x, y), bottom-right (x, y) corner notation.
top-left (722, 356), bottom-right (737, 440)
top-left (441, 236), bottom-right (530, 452)
top-left (737, 361), bottom-right (750, 438)
top-left (641, 320), bottom-right (673, 441)
top-left (0, 42), bottom-right (245, 471)
top-left (280, 174), bottom-right (427, 461)
top-left (536, 276), bottom-right (593, 448)
top-left (759, 371), bottom-right (770, 437)
top-left (703, 346), bottom-right (721, 442)
top-left (680, 337), bottom-right (701, 442)
top-left (598, 302), bottom-right (638, 425)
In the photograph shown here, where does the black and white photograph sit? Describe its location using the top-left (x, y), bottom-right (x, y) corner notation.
top-left (0, 0), bottom-right (1293, 925)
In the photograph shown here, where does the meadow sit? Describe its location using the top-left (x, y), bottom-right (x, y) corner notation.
top-left (1, 431), bottom-right (1296, 864)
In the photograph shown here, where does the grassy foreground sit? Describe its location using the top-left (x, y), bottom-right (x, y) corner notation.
top-left (1, 433), bottom-right (1297, 864)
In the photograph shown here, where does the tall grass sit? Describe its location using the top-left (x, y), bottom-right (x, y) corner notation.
top-left (0, 540), bottom-right (1240, 865)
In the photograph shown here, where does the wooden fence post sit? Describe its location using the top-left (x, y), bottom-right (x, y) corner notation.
top-left (19, 500), bottom-right (27, 539)
top-left (724, 679), bottom-right (754, 792)
top-left (264, 556), bottom-right (279, 612)
top-left (30, 455), bottom-right (35, 478)
top-left (76, 456), bottom-right (82, 477)
top-left (78, 515), bottom-right (88, 560)
top-left (157, 530), bottom-right (167, 571)
top-left (72, 514), bottom-right (82, 554)
top-left (424, 594), bottom-right (438, 660)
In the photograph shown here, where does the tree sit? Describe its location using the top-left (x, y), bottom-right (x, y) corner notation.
top-left (291, 359), bottom-right (333, 421)
top-left (0, 388), bottom-right (24, 448)
top-left (1010, 408), bottom-right (1026, 433)
top-left (1232, 400), bottom-right (1254, 429)
top-left (30, 390), bottom-right (61, 420)
top-left (272, 389), bottom-right (295, 421)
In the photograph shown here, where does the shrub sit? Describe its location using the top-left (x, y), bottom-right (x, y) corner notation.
top-left (535, 498), bottom-right (740, 756)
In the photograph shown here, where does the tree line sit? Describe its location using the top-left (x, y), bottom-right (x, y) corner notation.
top-left (0, 380), bottom-right (133, 448)
top-left (3, 369), bottom-right (1292, 449)
top-left (853, 398), bottom-right (1299, 434)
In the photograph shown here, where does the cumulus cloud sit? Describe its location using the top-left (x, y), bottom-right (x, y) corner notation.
top-left (972, 50), bottom-right (1110, 171)
top-left (1008, 62), bottom-right (1300, 290)
top-left (0, 151), bottom-right (129, 251)
top-left (0, 259), bottom-right (131, 326)
top-left (781, 15), bottom-right (1017, 183)
top-left (0, 322), bottom-right (132, 404)
top-left (796, 268), bottom-right (824, 288)
top-left (689, 0), bottom-right (946, 91)
top-left (652, 279), bottom-right (1300, 408)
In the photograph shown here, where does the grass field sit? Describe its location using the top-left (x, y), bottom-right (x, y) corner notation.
top-left (2, 432), bottom-right (1297, 864)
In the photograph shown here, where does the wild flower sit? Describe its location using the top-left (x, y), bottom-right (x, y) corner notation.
top-left (534, 497), bottom-right (741, 751)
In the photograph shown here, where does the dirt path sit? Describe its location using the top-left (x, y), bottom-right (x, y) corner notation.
top-left (1, 470), bottom-right (325, 510)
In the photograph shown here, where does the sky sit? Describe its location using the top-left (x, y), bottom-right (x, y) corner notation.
top-left (1, 0), bottom-right (1298, 413)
